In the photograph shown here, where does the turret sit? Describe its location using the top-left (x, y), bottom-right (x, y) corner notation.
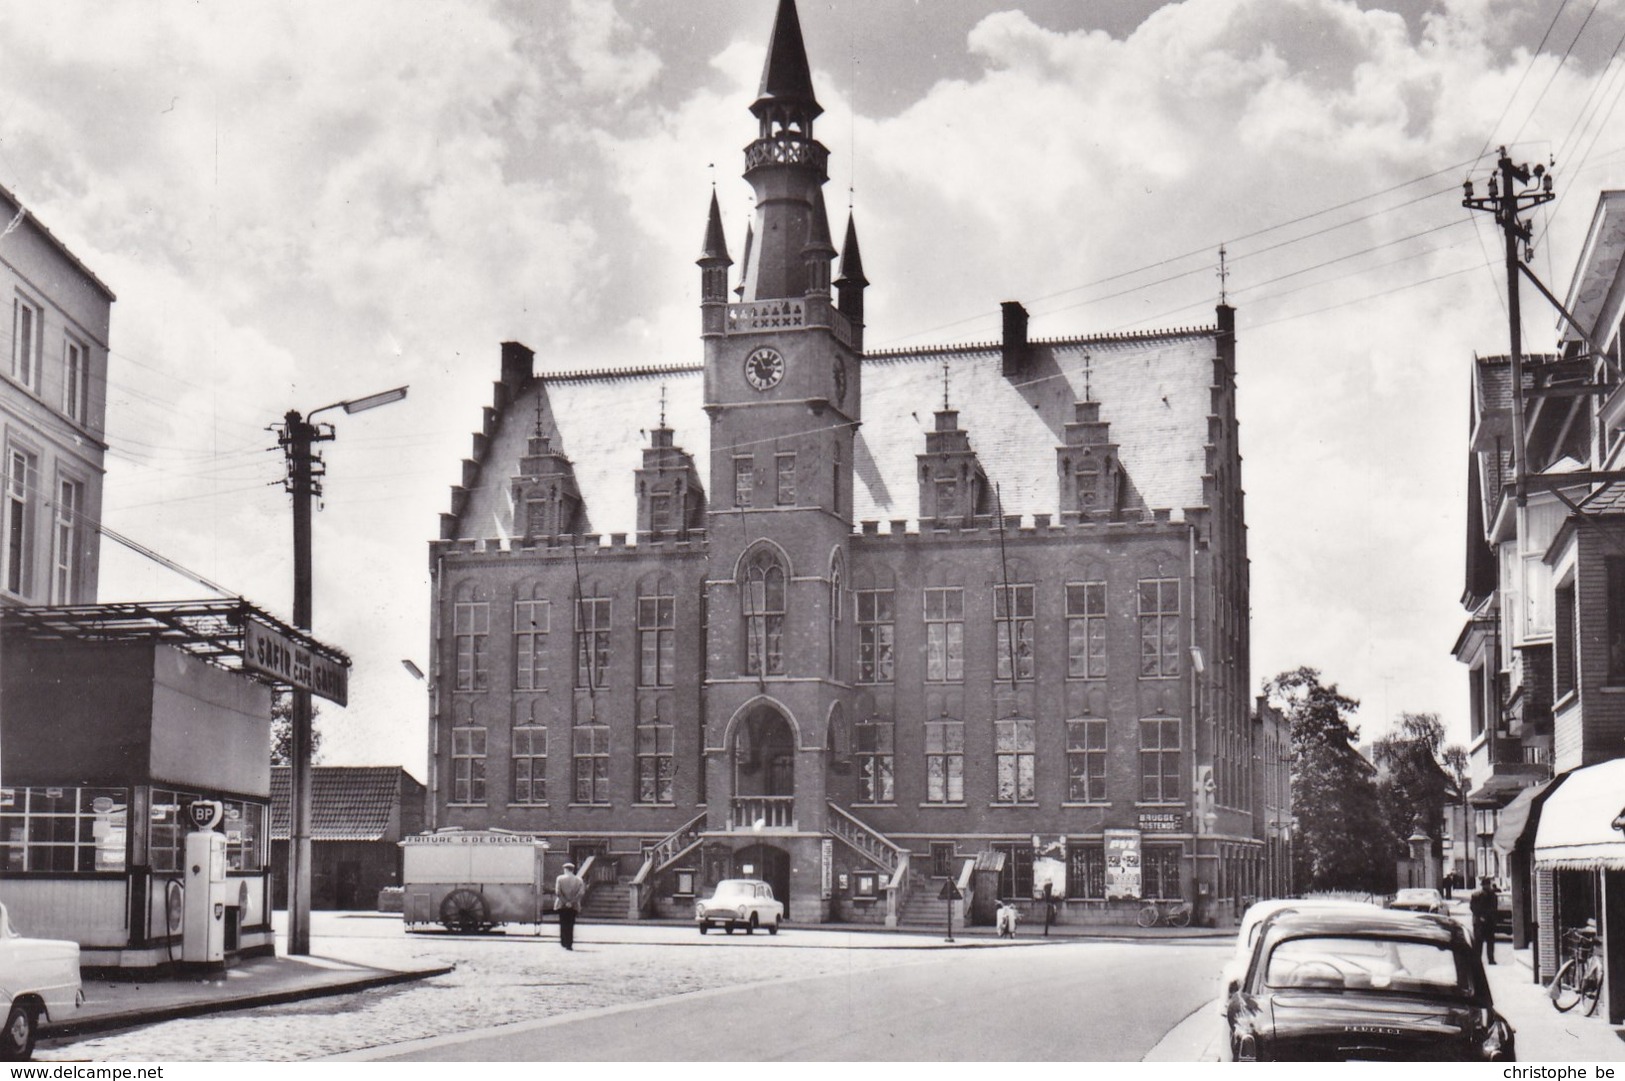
top-left (835, 213), bottom-right (868, 350)
top-left (698, 191), bottom-right (733, 337)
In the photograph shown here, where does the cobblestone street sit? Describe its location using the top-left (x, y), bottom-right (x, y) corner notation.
top-left (35, 915), bottom-right (943, 1061)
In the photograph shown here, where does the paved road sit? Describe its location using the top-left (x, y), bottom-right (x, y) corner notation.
top-left (35, 915), bottom-right (1228, 1062)
top-left (355, 939), bottom-right (1225, 1061)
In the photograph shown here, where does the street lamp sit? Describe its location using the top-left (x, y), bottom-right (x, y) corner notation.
top-left (276, 385), bottom-right (407, 956)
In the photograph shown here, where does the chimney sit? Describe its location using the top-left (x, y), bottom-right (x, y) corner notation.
top-left (1001, 302), bottom-right (1029, 378)
top-left (501, 341), bottom-right (535, 392)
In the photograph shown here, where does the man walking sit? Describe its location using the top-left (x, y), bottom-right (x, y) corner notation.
top-left (1470, 877), bottom-right (1498, 965)
top-left (555, 862), bottom-right (586, 950)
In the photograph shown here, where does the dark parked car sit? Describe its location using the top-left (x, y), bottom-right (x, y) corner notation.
top-left (1226, 908), bottom-right (1515, 1061)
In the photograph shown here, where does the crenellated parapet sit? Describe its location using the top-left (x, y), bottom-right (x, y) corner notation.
top-left (847, 506), bottom-right (1191, 549)
top-left (432, 530), bottom-right (711, 564)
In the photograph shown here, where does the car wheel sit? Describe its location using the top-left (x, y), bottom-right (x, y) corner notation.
top-left (699, 923), bottom-right (708, 934)
top-left (725, 924), bottom-right (735, 935)
top-left (747, 914), bottom-right (758, 935)
top-left (769, 916), bottom-right (780, 935)
top-left (1, 1002), bottom-right (37, 1062)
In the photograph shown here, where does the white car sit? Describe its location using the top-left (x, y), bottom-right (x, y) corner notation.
top-left (1217, 897), bottom-right (1376, 1014)
top-left (0, 903), bottom-right (82, 1060)
top-left (1390, 887), bottom-right (1445, 914)
top-left (695, 878), bottom-right (783, 935)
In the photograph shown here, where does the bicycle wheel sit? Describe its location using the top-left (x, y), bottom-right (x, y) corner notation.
top-left (1136, 903), bottom-right (1159, 928)
top-left (1582, 964), bottom-right (1603, 1017)
top-left (1167, 902), bottom-right (1193, 928)
top-left (1550, 959), bottom-right (1583, 1012)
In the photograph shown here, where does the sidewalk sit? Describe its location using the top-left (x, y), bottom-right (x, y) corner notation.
top-left (1485, 947), bottom-right (1625, 1061)
top-left (42, 951), bottom-right (453, 1040)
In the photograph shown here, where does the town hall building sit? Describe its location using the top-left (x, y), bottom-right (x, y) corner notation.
top-left (427, 0), bottom-right (1271, 927)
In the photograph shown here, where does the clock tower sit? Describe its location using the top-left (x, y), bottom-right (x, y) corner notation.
top-left (696, 0), bottom-right (868, 895)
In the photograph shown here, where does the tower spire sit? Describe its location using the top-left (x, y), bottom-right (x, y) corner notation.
top-left (753, 0), bottom-right (821, 122)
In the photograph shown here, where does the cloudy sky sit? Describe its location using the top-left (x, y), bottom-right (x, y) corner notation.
top-left (4, 0), bottom-right (1623, 775)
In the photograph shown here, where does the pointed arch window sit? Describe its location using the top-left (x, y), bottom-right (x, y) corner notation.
top-left (743, 550), bottom-right (786, 675)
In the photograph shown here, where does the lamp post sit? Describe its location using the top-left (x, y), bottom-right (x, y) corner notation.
top-left (276, 385), bottom-right (407, 956)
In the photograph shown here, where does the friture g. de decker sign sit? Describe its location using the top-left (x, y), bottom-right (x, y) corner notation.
top-left (1137, 811), bottom-right (1185, 833)
top-left (243, 617), bottom-right (350, 706)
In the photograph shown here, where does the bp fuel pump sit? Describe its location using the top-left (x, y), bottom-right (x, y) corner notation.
top-left (182, 800), bottom-right (229, 965)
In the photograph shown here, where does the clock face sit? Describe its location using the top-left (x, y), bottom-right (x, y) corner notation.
top-left (745, 347), bottom-right (785, 391)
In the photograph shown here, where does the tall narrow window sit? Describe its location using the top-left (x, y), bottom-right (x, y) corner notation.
top-left (1066, 582), bottom-right (1106, 679)
top-left (925, 719), bottom-right (964, 803)
top-left (63, 336), bottom-right (90, 423)
top-left (734, 456), bottom-right (754, 508)
top-left (453, 602), bottom-right (490, 691)
top-left (636, 723), bottom-right (674, 804)
top-left (513, 598), bottom-right (549, 691)
top-left (4, 447), bottom-right (32, 596)
top-left (935, 477), bottom-right (958, 518)
top-left (51, 477), bottom-right (81, 604)
top-left (1066, 718), bottom-right (1107, 802)
top-left (1139, 717), bottom-right (1182, 803)
top-left (743, 551), bottom-right (785, 675)
top-left (575, 597), bottom-right (610, 687)
top-left (856, 589), bottom-right (895, 683)
top-left (12, 296), bottom-right (41, 391)
top-left (511, 726), bottom-right (547, 804)
top-left (649, 491), bottom-right (672, 534)
top-left (451, 727), bottom-right (487, 804)
top-left (775, 453), bottom-right (796, 505)
top-left (1138, 578), bottom-right (1181, 677)
top-left (924, 587), bottom-right (964, 682)
top-left (573, 725), bottom-right (610, 803)
top-left (994, 583), bottom-right (1035, 682)
top-left (994, 718), bottom-right (1036, 803)
top-left (854, 717), bottom-right (894, 803)
top-left (638, 590), bottom-right (675, 686)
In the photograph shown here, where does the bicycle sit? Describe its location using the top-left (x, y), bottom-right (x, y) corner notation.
top-left (1550, 922), bottom-right (1602, 1016)
top-left (1136, 898), bottom-right (1193, 928)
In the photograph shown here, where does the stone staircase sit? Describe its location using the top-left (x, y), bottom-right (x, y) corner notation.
top-left (581, 881), bottom-right (632, 920)
top-left (897, 887), bottom-right (955, 929)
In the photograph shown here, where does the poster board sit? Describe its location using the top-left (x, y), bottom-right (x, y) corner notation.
top-left (1104, 829), bottom-right (1142, 900)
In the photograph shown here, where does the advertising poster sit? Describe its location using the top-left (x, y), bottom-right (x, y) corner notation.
top-left (1104, 828), bottom-right (1142, 900)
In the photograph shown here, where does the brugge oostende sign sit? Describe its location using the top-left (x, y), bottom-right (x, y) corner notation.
top-left (244, 618), bottom-right (349, 706)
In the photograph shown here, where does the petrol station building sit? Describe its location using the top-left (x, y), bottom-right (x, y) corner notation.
top-left (0, 600), bottom-right (348, 970)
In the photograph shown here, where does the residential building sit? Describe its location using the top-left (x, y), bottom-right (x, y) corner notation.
top-left (0, 183), bottom-right (114, 607)
top-left (270, 766), bottom-right (427, 910)
top-left (426, 0), bottom-right (1265, 928)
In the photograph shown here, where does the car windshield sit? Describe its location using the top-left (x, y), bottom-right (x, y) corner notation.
top-left (712, 881), bottom-right (758, 901)
top-left (1265, 936), bottom-right (1471, 997)
top-left (1395, 890), bottom-right (1436, 903)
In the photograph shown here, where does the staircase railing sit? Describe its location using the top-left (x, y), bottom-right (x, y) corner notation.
top-left (884, 852), bottom-right (910, 929)
top-left (630, 812), bottom-right (709, 917)
top-left (825, 802), bottom-right (904, 873)
top-left (955, 857), bottom-right (976, 927)
top-left (576, 853), bottom-right (598, 909)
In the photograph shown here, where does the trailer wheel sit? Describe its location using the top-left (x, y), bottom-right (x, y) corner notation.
top-left (440, 888), bottom-right (489, 933)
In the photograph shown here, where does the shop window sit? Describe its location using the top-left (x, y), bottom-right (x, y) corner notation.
top-left (1066, 581), bottom-right (1106, 679)
top-left (856, 589), bottom-right (895, 683)
top-left (1142, 844), bottom-right (1182, 900)
top-left (994, 843), bottom-right (1034, 899)
top-left (220, 799), bottom-right (266, 872)
top-left (0, 786), bottom-right (127, 873)
top-left (854, 718), bottom-right (894, 803)
top-left (147, 788), bottom-right (193, 873)
top-left (1139, 717), bottom-right (1182, 803)
top-left (636, 723), bottom-right (674, 804)
top-left (1138, 578), bottom-right (1181, 677)
top-left (512, 726), bottom-right (547, 804)
top-left (924, 587), bottom-right (964, 681)
top-left (994, 718), bottom-right (1036, 803)
top-left (995, 583), bottom-right (1035, 682)
top-left (451, 727), bottom-right (487, 804)
top-left (925, 719), bottom-right (964, 803)
top-left (1067, 845), bottom-right (1106, 899)
top-left (513, 597), bottom-right (549, 691)
top-left (1066, 719), bottom-right (1107, 802)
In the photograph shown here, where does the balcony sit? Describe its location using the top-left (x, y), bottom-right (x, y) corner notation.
top-left (729, 796), bottom-right (795, 831)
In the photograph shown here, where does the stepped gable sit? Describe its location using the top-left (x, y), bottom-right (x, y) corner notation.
top-left (447, 326), bottom-right (1218, 543)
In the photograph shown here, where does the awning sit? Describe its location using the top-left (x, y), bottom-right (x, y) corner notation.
top-left (1492, 776), bottom-right (1564, 853)
top-left (1534, 759), bottom-right (1625, 870)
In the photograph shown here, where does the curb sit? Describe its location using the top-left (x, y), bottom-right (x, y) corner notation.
top-left (41, 965), bottom-right (455, 1040)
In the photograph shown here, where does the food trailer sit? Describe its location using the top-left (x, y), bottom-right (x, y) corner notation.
top-left (401, 828), bottom-right (550, 932)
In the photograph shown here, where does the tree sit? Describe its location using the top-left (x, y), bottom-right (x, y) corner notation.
top-left (270, 692), bottom-right (323, 767)
top-left (1266, 667), bottom-right (1391, 894)
top-left (1371, 711), bottom-right (1466, 867)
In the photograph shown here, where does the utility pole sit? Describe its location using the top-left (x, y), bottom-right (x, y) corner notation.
top-left (1462, 147), bottom-right (1554, 505)
top-left (275, 385), bottom-right (406, 956)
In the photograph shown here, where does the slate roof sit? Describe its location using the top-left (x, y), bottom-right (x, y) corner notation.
top-left (452, 327), bottom-right (1218, 545)
top-left (270, 765), bottom-right (408, 842)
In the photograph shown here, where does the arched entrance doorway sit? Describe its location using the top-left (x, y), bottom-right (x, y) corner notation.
top-left (736, 842), bottom-right (791, 918)
top-left (731, 705), bottom-right (795, 828)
